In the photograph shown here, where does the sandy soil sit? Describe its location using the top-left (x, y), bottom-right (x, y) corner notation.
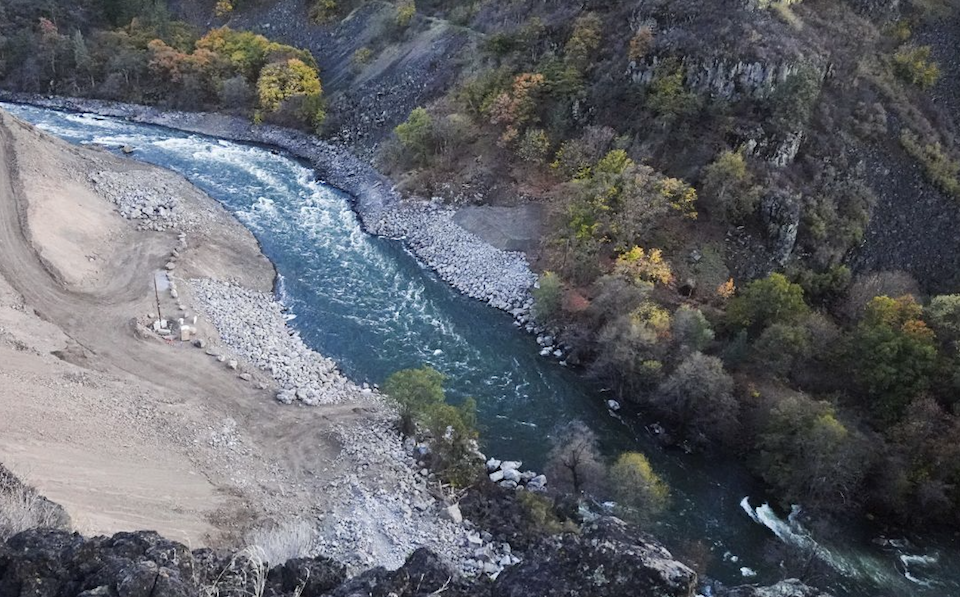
top-left (0, 110), bottom-right (390, 549)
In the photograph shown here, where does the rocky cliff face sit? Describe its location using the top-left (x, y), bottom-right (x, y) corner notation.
top-left (629, 56), bottom-right (815, 100)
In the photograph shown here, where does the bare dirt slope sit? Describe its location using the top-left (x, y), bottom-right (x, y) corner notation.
top-left (0, 110), bottom-right (387, 549)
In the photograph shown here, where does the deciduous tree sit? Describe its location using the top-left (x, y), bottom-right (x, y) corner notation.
top-left (545, 420), bottom-right (606, 496)
top-left (610, 452), bottom-right (669, 524)
top-left (655, 352), bottom-right (738, 445)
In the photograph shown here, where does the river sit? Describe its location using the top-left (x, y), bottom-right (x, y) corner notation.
top-left (4, 102), bottom-right (956, 597)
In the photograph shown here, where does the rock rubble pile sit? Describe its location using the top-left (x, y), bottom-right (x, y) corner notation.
top-left (373, 200), bottom-right (536, 312)
top-left (88, 170), bottom-right (185, 231)
top-left (485, 458), bottom-right (547, 492)
top-left (191, 279), bottom-right (362, 405)
top-left (324, 415), bottom-right (518, 577)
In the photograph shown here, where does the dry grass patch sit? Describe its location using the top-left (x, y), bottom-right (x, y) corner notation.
top-left (0, 464), bottom-right (71, 541)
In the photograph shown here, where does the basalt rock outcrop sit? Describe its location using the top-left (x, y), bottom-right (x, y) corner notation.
top-left (0, 529), bottom-right (346, 597)
top-left (628, 56), bottom-right (822, 101)
top-left (493, 517), bottom-right (699, 597)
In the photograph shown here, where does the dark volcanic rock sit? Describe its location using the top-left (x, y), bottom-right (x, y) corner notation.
top-left (265, 556), bottom-right (346, 596)
top-left (491, 517), bottom-right (698, 597)
top-left (329, 548), bottom-right (479, 597)
top-left (0, 525), bottom-right (828, 597)
top-left (0, 529), bottom-right (347, 597)
top-left (0, 529), bottom-right (195, 597)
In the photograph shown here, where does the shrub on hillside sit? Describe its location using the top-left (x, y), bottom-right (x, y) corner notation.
top-left (768, 65), bottom-right (822, 132)
top-left (563, 13), bottom-right (602, 70)
top-left (726, 273), bottom-right (809, 334)
top-left (840, 270), bottom-right (919, 322)
top-left (672, 306), bottom-right (715, 354)
top-left (701, 149), bottom-right (759, 223)
top-left (645, 59), bottom-right (702, 123)
top-left (752, 322), bottom-right (813, 378)
top-left (556, 152), bottom-right (697, 280)
top-left (215, 1), bottom-right (234, 17)
top-left (516, 491), bottom-right (572, 535)
top-left (628, 26), bottom-right (654, 62)
top-left (880, 397), bottom-right (960, 523)
top-left (351, 47), bottom-right (373, 71)
top-left (394, 107), bottom-right (436, 165)
top-left (550, 126), bottom-right (617, 179)
top-left (847, 295), bottom-right (938, 423)
top-left (310, 0), bottom-right (339, 23)
top-left (893, 45), bottom-right (940, 89)
top-left (256, 58), bottom-right (325, 128)
top-left (532, 272), bottom-right (562, 322)
top-left (518, 128), bottom-right (551, 164)
top-left (395, 0), bottom-right (416, 28)
top-left (900, 130), bottom-right (960, 199)
top-left (756, 394), bottom-right (869, 513)
top-left (613, 246), bottom-right (673, 288)
top-left (383, 366), bottom-right (446, 434)
top-left (220, 74), bottom-right (255, 110)
top-left (926, 294), bottom-right (960, 349)
top-left (593, 306), bottom-right (668, 397)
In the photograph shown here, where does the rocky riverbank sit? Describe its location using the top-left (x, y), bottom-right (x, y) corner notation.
top-left (191, 279), bottom-right (363, 406)
top-left (0, 93), bottom-right (540, 320)
top-left (373, 200), bottom-right (536, 312)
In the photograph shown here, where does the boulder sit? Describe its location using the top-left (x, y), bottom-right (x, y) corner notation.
top-left (490, 517), bottom-right (698, 597)
top-left (265, 556), bottom-right (346, 596)
top-left (489, 470), bottom-right (505, 483)
top-left (328, 548), bottom-right (474, 597)
top-left (500, 461), bottom-right (521, 472)
top-left (440, 504), bottom-right (463, 524)
top-left (501, 468), bottom-right (522, 484)
top-left (526, 475), bottom-right (547, 491)
top-left (0, 530), bottom-right (195, 597)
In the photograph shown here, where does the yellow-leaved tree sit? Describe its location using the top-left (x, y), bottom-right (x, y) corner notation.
top-left (256, 58), bottom-right (325, 128)
top-left (610, 452), bottom-right (669, 524)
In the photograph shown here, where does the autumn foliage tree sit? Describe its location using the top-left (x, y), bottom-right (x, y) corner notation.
top-left (847, 295), bottom-right (938, 423)
top-left (556, 149), bottom-right (697, 283)
top-left (487, 72), bottom-right (545, 146)
top-left (610, 452), bottom-right (669, 524)
top-left (726, 273), bottom-right (809, 334)
top-left (613, 246), bottom-right (673, 288)
top-left (757, 394), bottom-right (869, 513)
